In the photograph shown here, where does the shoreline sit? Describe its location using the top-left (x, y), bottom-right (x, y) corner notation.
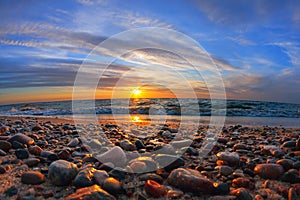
top-left (0, 116), bottom-right (300, 199)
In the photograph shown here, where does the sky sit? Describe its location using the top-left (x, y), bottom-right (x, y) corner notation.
top-left (0, 0), bottom-right (300, 105)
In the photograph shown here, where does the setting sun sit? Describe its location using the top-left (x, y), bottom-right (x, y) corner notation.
top-left (132, 89), bottom-right (141, 96)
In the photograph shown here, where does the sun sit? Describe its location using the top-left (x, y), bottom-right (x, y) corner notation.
top-left (132, 89), bottom-right (141, 96)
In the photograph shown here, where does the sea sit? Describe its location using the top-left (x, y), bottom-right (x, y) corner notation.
top-left (0, 98), bottom-right (299, 127)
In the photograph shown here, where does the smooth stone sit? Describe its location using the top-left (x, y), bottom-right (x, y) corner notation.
top-left (8, 133), bottom-right (34, 145)
top-left (232, 177), bottom-right (255, 190)
top-left (166, 190), bottom-right (184, 199)
top-left (0, 149), bottom-right (7, 156)
top-left (48, 160), bottom-right (78, 186)
top-left (155, 154), bottom-right (185, 171)
top-left (0, 140), bottom-right (12, 152)
top-left (4, 186), bottom-right (18, 197)
top-left (24, 158), bottom-right (40, 167)
top-left (139, 173), bottom-right (164, 184)
top-left (276, 159), bottom-right (294, 171)
top-left (12, 141), bottom-right (24, 149)
top-left (74, 167), bottom-right (95, 188)
top-left (67, 138), bottom-right (80, 147)
top-left (66, 185), bottom-right (116, 200)
top-left (102, 177), bottom-right (124, 196)
top-left (213, 183), bottom-right (230, 195)
top-left (21, 171), bottom-right (45, 184)
top-left (57, 149), bottom-right (71, 160)
top-left (288, 187), bottom-right (298, 200)
top-left (93, 170), bottom-right (109, 186)
top-left (15, 149), bottom-right (29, 159)
top-left (261, 145), bottom-right (284, 157)
top-left (216, 152), bottom-right (240, 166)
top-left (120, 140), bottom-right (136, 151)
top-left (281, 141), bottom-right (296, 148)
top-left (254, 164), bottom-right (284, 179)
top-left (109, 167), bottom-right (128, 180)
top-left (281, 171), bottom-right (300, 183)
top-left (210, 195), bottom-right (237, 200)
top-left (167, 168), bottom-right (214, 195)
top-left (231, 188), bottom-right (252, 200)
top-left (144, 180), bottom-right (167, 198)
top-left (28, 146), bottom-right (43, 156)
top-left (128, 156), bottom-right (157, 172)
top-left (129, 161), bottom-right (147, 173)
top-left (217, 165), bottom-right (233, 176)
top-left (31, 125), bottom-right (43, 131)
top-left (135, 140), bottom-right (145, 149)
top-left (96, 146), bottom-right (127, 167)
top-left (170, 139), bottom-right (192, 149)
top-left (0, 165), bottom-right (6, 174)
top-left (155, 144), bottom-right (176, 155)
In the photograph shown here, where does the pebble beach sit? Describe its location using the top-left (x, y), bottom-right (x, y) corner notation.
top-left (0, 116), bottom-right (300, 200)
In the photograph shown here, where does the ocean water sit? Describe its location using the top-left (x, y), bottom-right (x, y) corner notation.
top-left (0, 98), bottom-right (299, 127)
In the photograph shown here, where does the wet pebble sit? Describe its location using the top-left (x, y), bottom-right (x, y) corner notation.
top-left (66, 185), bottom-right (116, 200)
top-left (24, 158), bottom-right (40, 167)
top-left (139, 173), bottom-right (164, 184)
top-left (0, 149), bottom-right (7, 156)
top-left (254, 164), bottom-right (284, 179)
top-left (74, 167), bottom-right (95, 188)
top-left (231, 188), bottom-right (253, 200)
top-left (15, 148), bottom-right (29, 159)
top-left (8, 133), bottom-right (34, 145)
top-left (155, 154), bottom-right (185, 171)
top-left (28, 145), bottom-right (43, 156)
top-left (167, 168), bottom-right (214, 195)
top-left (216, 152), bottom-right (240, 166)
top-left (67, 138), bottom-right (80, 147)
top-left (0, 140), bottom-right (12, 152)
top-left (102, 177), bottom-right (124, 196)
top-left (48, 159), bottom-right (78, 186)
top-left (0, 165), bottom-right (6, 174)
top-left (21, 171), bottom-right (45, 184)
top-left (93, 170), bottom-right (109, 186)
top-left (217, 165), bottom-right (233, 176)
top-left (96, 146), bottom-right (127, 167)
top-left (232, 177), bottom-right (255, 190)
top-left (144, 179), bottom-right (167, 198)
top-left (288, 187), bottom-right (298, 200)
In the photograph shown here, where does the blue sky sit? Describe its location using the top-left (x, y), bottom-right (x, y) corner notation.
top-left (0, 0), bottom-right (300, 104)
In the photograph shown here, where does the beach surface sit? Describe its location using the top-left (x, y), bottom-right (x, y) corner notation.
top-left (0, 115), bottom-right (300, 199)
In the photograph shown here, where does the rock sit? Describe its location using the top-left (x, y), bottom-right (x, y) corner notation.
top-left (139, 173), bottom-right (164, 184)
top-left (31, 125), bottom-right (43, 131)
top-left (167, 168), bottom-right (214, 195)
top-left (119, 140), bottom-right (136, 151)
top-left (8, 133), bottom-right (34, 145)
top-left (130, 157), bottom-right (158, 172)
top-left (4, 186), bottom-right (18, 197)
top-left (170, 139), bottom-right (192, 149)
top-left (24, 158), bottom-right (40, 167)
top-left (231, 188), bottom-right (252, 200)
top-left (74, 167), bottom-right (95, 188)
top-left (0, 149), bottom-right (7, 156)
top-left (67, 138), bottom-right (80, 147)
top-left (233, 143), bottom-right (247, 150)
top-left (254, 164), bottom-right (284, 179)
top-left (135, 140), bottom-right (145, 149)
top-left (0, 140), bottom-right (12, 152)
top-left (281, 171), bottom-right (300, 183)
top-left (281, 141), bottom-right (296, 148)
top-left (288, 187), bottom-right (298, 200)
top-left (109, 167), bottom-right (128, 181)
top-left (213, 183), bottom-right (230, 195)
top-left (28, 146), bottom-right (43, 156)
top-left (66, 185), bottom-right (116, 200)
top-left (166, 190), bottom-right (184, 199)
top-left (261, 145), bottom-right (284, 157)
top-left (217, 165), bottom-right (233, 176)
top-left (57, 149), bottom-right (71, 160)
top-left (21, 171), bottom-right (45, 184)
top-left (144, 180), bottom-right (167, 198)
top-left (276, 159), bottom-right (294, 171)
top-left (93, 170), bottom-right (109, 186)
top-left (216, 152), bottom-right (240, 166)
top-left (232, 177), bottom-right (255, 190)
top-left (0, 165), bottom-right (6, 174)
top-left (48, 160), bottom-right (78, 186)
top-left (210, 196), bottom-right (237, 200)
top-left (102, 177), bottom-right (124, 196)
top-left (129, 161), bottom-right (147, 173)
top-left (12, 141), bottom-right (24, 149)
top-left (96, 146), bottom-right (127, 167)
top-left (155, 154), bottom-right (185, 171)
top-left (15, 149), bottom-right (29, 159)
top-left (296, 138), bottom-right (300, 151)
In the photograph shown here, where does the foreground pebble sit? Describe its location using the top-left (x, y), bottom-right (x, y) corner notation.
top-left (66, 185), bottom-right (116, 200)
top-left (21, 171), bottom-right (45, 184)
top-left (48, 160), bottom-right (78, 186)
top-left (254, 164), bottom-right (284, 179)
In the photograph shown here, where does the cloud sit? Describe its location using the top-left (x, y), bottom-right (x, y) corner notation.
top-left (271, 42), bottom-right (300, 67)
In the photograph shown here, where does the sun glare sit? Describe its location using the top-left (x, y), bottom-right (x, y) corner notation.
top-left (132, 89), bottom-right (141, 96)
